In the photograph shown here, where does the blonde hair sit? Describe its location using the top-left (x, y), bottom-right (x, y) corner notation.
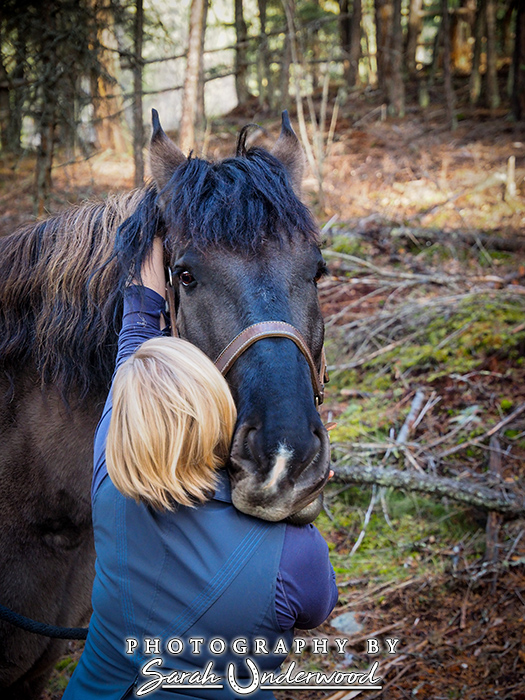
top-left (106, 337), bottom-right (237, 510)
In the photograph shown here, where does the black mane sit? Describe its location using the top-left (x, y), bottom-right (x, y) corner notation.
top-left (161, 147), bottom-right (318, 252)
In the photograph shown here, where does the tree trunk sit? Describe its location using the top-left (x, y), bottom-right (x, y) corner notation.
top-left (133, 0), bottom-right (144, 188)
top-left (280, 29), bottom-right (292, 111)
top-left (256, 0), bottom-right (269, 108)
top-left (387, 0), bottom-right (405, 116)
top-left (195, 0), bottom-right (209, 152)
top-left (180, 0), bottom-right (207, 153)
top-left (406, 0), bottom-right (423, 76)
top-left (0, 23), bottom-right (10, 151)
top-left (35, 1), bottom-right (58, 216)
top-left (363, 8), bottom-right (377, 86)
top-left (502, 1), bottom-right (514, 58)
top-left (348, 0), bottom-right (362, 87)
top-left (450, 0), bottom-right (471, 73)
top-left (374, 0), bottom-right (393, 95)
top-left (311, 0), bottom-right (321, 91)
top-left (485, 0), bottom-right (500, 109)
top-left (469, 0), bottom-right (486, 104)
top-left (339, 0), bottom-right (351, 83)
top-left (7, 30), bottom-right (26, 154)
top-left (429, 14), bottom-right (444, 86)
top-left (234, 0), bottom-right (250, 105)
top-left (512, 0), bottom-right (525, 120)
top-left (441, 0), bottom-right (457, 129)
top-left (91, 0), bottom-right (128, 153)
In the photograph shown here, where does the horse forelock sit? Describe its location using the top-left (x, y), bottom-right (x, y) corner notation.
top-left (160, 147), bottom-right (319, 253)
top-left (0, 189), bottom-right (151, 400)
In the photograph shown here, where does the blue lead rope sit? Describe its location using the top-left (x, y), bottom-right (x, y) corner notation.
top-left (0, 603), bottom-right (88, 639)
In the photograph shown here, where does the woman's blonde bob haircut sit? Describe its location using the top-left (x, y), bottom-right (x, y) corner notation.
top-left (106, 337), bottom-right (237, 510)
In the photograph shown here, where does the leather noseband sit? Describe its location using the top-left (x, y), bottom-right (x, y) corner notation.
top-left (214, 321), bottom-right (327, 406)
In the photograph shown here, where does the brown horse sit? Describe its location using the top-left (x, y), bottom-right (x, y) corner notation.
top-left (0, 112), bottom-right (330, 699)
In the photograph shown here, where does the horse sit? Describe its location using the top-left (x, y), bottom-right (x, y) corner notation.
top-left (0, 111), bottom-right (330, 699)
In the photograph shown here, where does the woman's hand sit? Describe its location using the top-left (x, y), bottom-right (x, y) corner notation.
top-left (133, 237), bottom-right (166, 299)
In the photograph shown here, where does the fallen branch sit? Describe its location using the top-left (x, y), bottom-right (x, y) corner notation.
top-left (323, 249), bottom-right (509, 286)
top-left (389, 226), bottom-right (525, 254)
top-left (332, 463), bottom-right (525, 516)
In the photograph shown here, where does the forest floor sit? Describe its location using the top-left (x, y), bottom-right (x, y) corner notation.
top-left (1, 84), bottom-right (525, 700)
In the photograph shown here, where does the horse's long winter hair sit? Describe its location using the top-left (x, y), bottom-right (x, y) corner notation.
top-left (0, 144), bottom-right (317, 400)
top-left (0, 191), bottom-right (153, 399)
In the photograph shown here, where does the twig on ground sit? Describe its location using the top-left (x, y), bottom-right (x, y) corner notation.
top-left (437, 402), bottom-right (525, 459)
top-left (397, 390), bottom-right (426, 444)
top-left (485, 436), bottom-right (503, 568)
top-left (328, 334), bottom-right (419, 372)
top-left (339, 577), bottom-right (423, 611)
top-left (349, 486), bottom-right (377, 557)
top-left (342, 619), bottom-right (408, 645)
top-left (504, 528), bottom-right (524, 564)
top-left (379, 489), bottom-right (394, 529)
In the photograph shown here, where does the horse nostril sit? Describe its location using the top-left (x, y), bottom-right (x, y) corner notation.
top-left (231, 419), bottom-right (328, 483)
top-left (245, 427), bottom-right (262, 466)
top-left (232, 423), bottom-right (262, 466)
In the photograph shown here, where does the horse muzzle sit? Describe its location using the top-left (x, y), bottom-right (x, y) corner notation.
top-left (228, 419), bottom-right (331, 523)
top-left (210, 319), bottom-right (330, 524)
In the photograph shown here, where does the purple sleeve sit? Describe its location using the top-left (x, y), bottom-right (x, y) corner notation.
top-left (276, 523), bottom-right (338, 630)
top-left (91, 286), bottom-right (166, 503)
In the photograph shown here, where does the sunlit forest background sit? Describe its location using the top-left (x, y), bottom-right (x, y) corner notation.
top-left (1, 1), bottom-right (525, 698)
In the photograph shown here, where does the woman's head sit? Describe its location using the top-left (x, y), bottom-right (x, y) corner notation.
top-left (106, 337), bottom-right (237, 510)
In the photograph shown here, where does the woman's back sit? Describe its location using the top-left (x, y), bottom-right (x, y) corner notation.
top-left (76, 471), bottom-right (290, 699)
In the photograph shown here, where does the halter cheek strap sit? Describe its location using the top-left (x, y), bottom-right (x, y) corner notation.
top-left (166, 269), bottom-right (328, 406)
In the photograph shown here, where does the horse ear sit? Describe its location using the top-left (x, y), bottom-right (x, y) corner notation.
top-left (149, 109), bottom-right (186, 192)
top-left (271, 110), bottom-right (306, 192)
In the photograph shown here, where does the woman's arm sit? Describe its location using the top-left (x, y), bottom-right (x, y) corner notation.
top-left (276, 524), bottom-right (338, 630)
top-left (91, 239), bottom-right (167, 502)
top-left (133, 237), bottom-right (166, 299)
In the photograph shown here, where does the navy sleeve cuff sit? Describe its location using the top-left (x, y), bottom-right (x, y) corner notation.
top-left (123, 285), bottom-right (165, 323)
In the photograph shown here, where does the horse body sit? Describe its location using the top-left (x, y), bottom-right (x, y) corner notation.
top-left (0, 113), bottom-right (329, 698)
top-left (0, 373), bottom-right (96, 697)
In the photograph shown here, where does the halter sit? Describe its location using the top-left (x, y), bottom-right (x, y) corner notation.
top-left (166, 269), bottom-right (328, 406)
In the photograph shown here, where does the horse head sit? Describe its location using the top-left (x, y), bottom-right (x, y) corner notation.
top-left (144, 111), bottom-right (330, 523)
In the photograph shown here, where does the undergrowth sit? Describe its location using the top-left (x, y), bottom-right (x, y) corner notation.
top-left (317, 486), bottom-right (487, 584)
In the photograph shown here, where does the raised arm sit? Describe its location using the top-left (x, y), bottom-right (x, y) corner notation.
top-left (91, 239), bottom-right (167, 502)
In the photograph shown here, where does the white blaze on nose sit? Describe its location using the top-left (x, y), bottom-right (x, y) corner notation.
top-left (262, 444), bottom-right (293, 492)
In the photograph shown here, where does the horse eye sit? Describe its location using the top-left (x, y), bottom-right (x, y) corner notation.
top-left (179, 271), bottom-right (195, 287)
top-left (314, 262), bottom-right (328, 284)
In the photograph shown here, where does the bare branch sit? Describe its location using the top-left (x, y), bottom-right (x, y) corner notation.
top-left (332, 463), bottom-right (525, 515)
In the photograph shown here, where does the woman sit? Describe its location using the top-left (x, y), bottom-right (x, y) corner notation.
top-left (63, 238), bottom-right (338, 699)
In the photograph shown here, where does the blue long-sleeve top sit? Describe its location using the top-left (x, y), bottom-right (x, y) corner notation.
top-left (92, 285), bottom-right (338, 631)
